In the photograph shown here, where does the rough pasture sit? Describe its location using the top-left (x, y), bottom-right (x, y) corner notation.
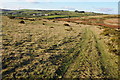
top-left (2, 15), bottom-right (119, 79)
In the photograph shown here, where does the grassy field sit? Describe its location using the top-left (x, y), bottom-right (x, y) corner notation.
top-left (1, 9), bottom-right (104, 18)
top-left (1, 13), bottom-right (119, 79)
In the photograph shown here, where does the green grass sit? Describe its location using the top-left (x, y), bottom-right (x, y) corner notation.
top-left (42, 15), bottom-right (79, 19)
top-left (2, 9), bottom-right (104, 18)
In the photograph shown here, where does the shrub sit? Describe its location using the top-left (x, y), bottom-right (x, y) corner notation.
top-left (19, 21), bottom-right (25, 24)
top-left (8, 16), bottom-right (15, 19)
top-left (64, 23), bottom-right (70, 26)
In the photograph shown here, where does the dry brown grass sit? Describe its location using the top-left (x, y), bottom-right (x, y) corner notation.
top-left (2, 15), bottom-right (119, 79)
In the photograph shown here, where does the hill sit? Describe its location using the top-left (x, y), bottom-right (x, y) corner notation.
top-left (1, 9), bottom-right (104, 19)
top-left (1, 13), bottom-right (119, 79)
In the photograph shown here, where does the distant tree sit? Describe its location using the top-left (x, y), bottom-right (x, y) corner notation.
top-left (75, 10), bottom-right (85, 13)
top-left (75, 10), bottom-right (79, 12)
top-left (79, 11), bottom-right (85, 13)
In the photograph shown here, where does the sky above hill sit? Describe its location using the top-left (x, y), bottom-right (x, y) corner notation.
top-left (0, 0), bottom-right (119, 14)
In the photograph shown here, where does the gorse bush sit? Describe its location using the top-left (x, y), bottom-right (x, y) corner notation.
top-left (8, 16), bottom-right (15, 19)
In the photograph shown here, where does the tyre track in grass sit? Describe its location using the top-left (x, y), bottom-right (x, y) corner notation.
top-left (63, 26), bottom-right (118, 78)
top-left (64, 27), bottom-right (103, 78)
top-left (90, 26), bottom-right (119, 79)
top-left (52, 28), bottom-right (85, 79)
top-left (53, 27), bottom-right (85, 78)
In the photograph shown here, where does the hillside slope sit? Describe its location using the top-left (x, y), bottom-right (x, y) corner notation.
top-left (2, 15), bottom-right (119, 79)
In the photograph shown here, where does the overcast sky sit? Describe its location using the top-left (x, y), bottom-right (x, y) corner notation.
top-left (0, 0), bottom-right (119, 14)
